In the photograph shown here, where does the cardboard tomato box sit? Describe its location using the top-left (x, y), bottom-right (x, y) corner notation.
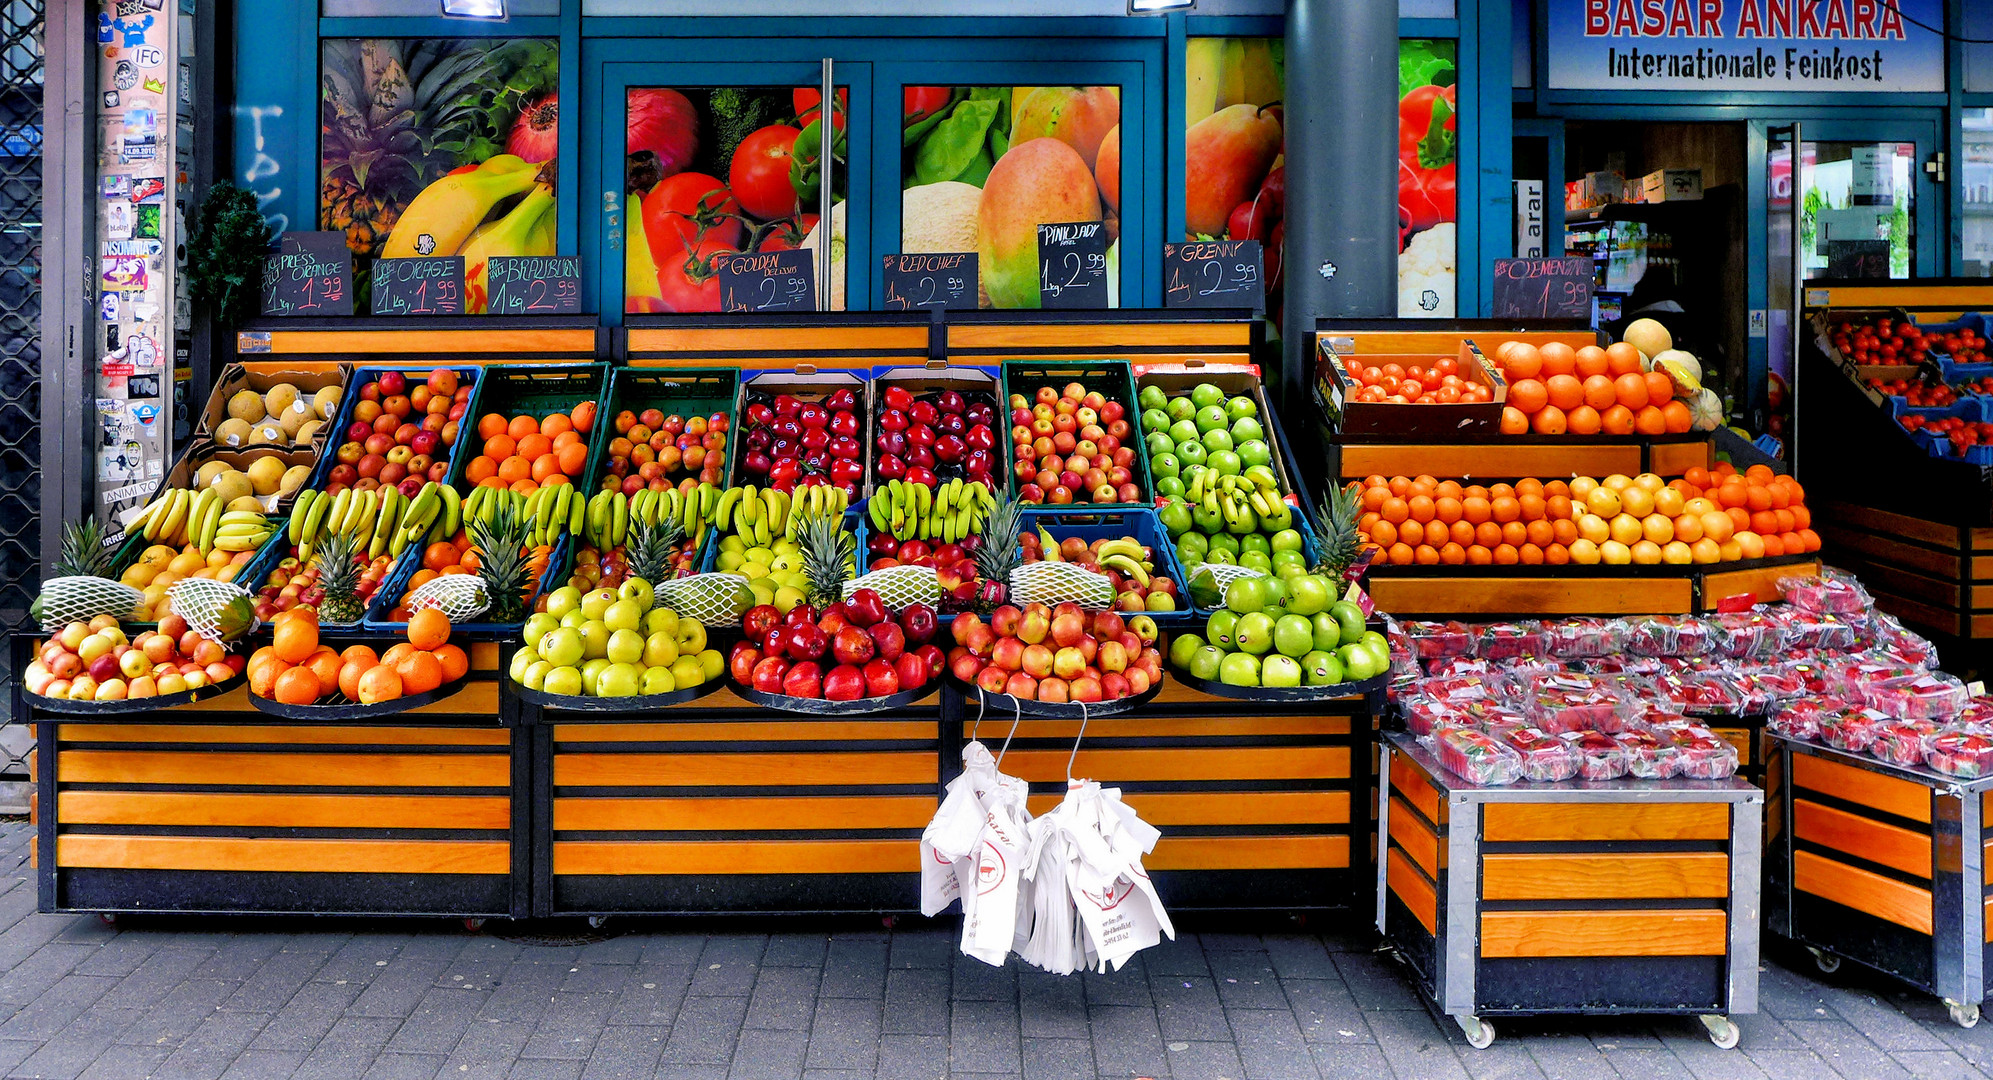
top-left (1314, 339), bottom-right (1506, 437)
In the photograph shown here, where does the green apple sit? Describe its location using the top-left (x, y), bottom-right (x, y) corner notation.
top-left (1259, 500), bottom-right (1293, 531)
top-left (543, 665), bottom-right (583, 696)
top-left (606, 628), bottom-right (645, 665)
top-left (618, 577), bottom-right (655, 613)
top-left (1362, 630), bottom-right (1389, 652)
top-left (1155, 476), bottom-right (1185, 499)
top-left (1190, 383), bottom-right (1227, 409)
top-left (1166, 396), bottom-right (1198, 423)
top-left (1312, 613), bottom-right (1345, 652)
top-left (1271, 551), bottom-right (1306, 575)
top-left (1273, 614), bottom-right (1316, 658)
top-left (559, 609), bottom-right (588, 630)
top-left (597, 662), bottom-right (642, 697)
top-left (544, 586), bottom-right (582, 619)
top-left (580, 587), bottom-right (617, 622)
top-left (1138, 383), bottom-right (1169, 412)
top-left (1177, 531), bottom-right (1210, 557)
top-left (642, 631), bottom-right (680, 668)
top-left (1188, 645), bottom-right (1226, 681)
top-left (1205, 610), bottom-right (1240, 650)
top-left (1157, 500), bottom-right (1193, 537)
top-left (1258, 575), bottom-right (1289, 615)
top-left (1261, 654), bottom-right (1302, 688)
top-left (541, 626), bottom-right (584, 668)
top-left (1224, 577), bottom-right (1265, 614)
top-left (1141, 408), bottom-right (1171, 434)
top-left (580, 621), bottom-right (611, 660)
top-left (1225, 393), bottom-right (1258, 422)
top-left (1176, 440), bottom-right (1208, 468)
top-left (1234, 611), bottom-right (1275, 655)
top-left (1204, 547), bottom-right (1235, 565)
top-left (1146, 432), bottom-right (1176, 459)
top-left (509, 645), bottom-right (538, 683)
top-left (523, 613), bottom-right (559, 651)
top-left (1238, 551), bottom-right (1273, 574)
top-left (1168, 633), bottom-right (1205, 669)
top-left (1237, 440), bottom-right (1272, 468)
top-left (1230, 415), bottom-right (1265, 442)
top-left (1335, 643), bottom-right (1371, 680)
top-left (1200, 428), bottom-right (1234, 454)
top-left (1150, 452), bottom-right (1182, 480)
top-left (1361, 639), bottom-right (1393, 676)
top-left (1286, 575), bottom-right (1331, 616)
top-left (1207, 533), bottom-right (1240, 555)
top-left (1302, 650), bottom-right (1344, 686)
top-left (1194, 404), bottom-right (1229, 433)
top-left (1239, 533), bottom-right (1270, 557)
top-left (1270, 529), bottom-right (1304, 554)
top-left (640, 666), bottom-right (678, 695)
top-left (522, 660), bottom-right (552, 691)
top-left (1207, 450), bottom-right (1242, 476)
top-left (1330, 601), bottom-right (1367, 647)
top-left (644, 607), bottom-right (679, 638)
top-left (1190, 499), bottom-right (1223, 534)
top-left (1168, 419), bottom-right (1201, 445)
top-left (699, 649), bottom-right (725, 682)
top-left (1218, 651), bottom-right (1261, 686)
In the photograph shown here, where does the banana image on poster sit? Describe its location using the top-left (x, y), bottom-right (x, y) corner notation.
top-left (382, 157), bottom-right (556, 314)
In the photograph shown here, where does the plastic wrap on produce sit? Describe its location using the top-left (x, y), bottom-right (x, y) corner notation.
top-left (1778, 572), bottom-right (1873, 615)
top-left (1820, 707), bottom-right (1890, 753)
top-left (1614, 729), bottom-right (1681, 780)
top-left (1435, 727), bottom-right (1523, 786)
top-left (1870, 718), bottom-right (1943, 767)
top-left (1668, 728), bottom-right (1741, 780)
top-left (1863, 673), bottom-right (1970, 722)
top-left (1733, 663), bottom-right (1810, 713)
top-left (1500, 727), bottom-right (1580, 783)
top-left (1619, 614), bottom-right (1714, 658)
top-left (1710, 608), bottom-right (1786, 661)
top-left (1424, 657), bottom-right (1496, 679)
top-left (1560, 730), bottom-right (1630, 781)
top-left (1474, 622), bottom-right (1548, 662)
top-left (1776, 608), bottom-right (1861, 652)
top-left (1519, 675), bottom-right (1641, 734)
top-left (1927, 729), bottom-right (1993, 778)
top-left (1871, 614), bottom-right (1939, 666)
top-left (1540, 617), bottom-right (1615, 658)
top-left (1414, 674), bottom-right (1508, 705)
top-left (1402, 620), bottom-right (1474, 660)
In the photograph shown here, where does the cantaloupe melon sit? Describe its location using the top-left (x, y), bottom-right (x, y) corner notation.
top-left (1623, 319), bottom-right (1673, 359)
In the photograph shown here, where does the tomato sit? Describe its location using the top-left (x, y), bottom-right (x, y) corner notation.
top-left (656, 236), bottom-right (734, 313)
top-left (794, 87), bottom-right (848, 132)
top-left (642, 172), bottom-right (742, 264)
top-left (904, 86), bottom-right (952, 127)
top-left (759, 214), bottom-right (816, 253)
top-left (729, 125), bottom-right (802, 220)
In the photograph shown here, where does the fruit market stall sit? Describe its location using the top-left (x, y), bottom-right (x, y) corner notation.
top-left (1380, 730), bottom-right (1761, 1050)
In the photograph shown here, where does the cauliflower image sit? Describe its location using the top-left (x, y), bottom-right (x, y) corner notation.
top-left (1398, 223), bottom-right (1456, 317)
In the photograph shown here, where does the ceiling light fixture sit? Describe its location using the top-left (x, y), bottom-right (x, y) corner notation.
top-left (441, 0), bottom-right (506, 19)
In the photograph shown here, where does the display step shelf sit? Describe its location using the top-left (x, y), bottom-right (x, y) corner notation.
top-left (1334, 435), bottom-right (1713, 485)
top-left (1363, 556), bottom-right (1818, 616)
top-left (1818, 501), bottom-right (1993, 643)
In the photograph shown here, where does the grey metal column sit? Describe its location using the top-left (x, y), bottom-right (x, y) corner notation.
top-left (40, 0), bottom-right (88, 569)
top-left (1280, 0), bottom-right (1399, 402)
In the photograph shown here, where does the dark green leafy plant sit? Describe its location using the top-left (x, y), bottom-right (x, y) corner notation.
top-left (187, 181), bottom-right (273, 331)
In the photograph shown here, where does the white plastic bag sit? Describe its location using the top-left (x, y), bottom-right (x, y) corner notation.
top-left (1057, 781), bottom-right (1173, 972)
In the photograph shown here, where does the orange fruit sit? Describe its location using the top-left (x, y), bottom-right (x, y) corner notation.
top-left (557, 442), bottom-right (590, 476)
top-left (478, 413), bottom-right (508, 440)
top-left (465, 457), bottom-right (498, 483)
top-left (1407, 495), bottom-right (1436, 522)
top-left (1644, 371), bottom-right (1674, 406)
top-left (1387, 543), bottom-right (1415, 566)
top-left (1491, 496), bottom-right (1520, 523)
top-left (1415, 545), bottom-right (1441, 566)
top-left (531, 455), bottom-right (565, 484)
top-left (1500, 521), bottom-right (1528, 547)
top-left (1388, 476), bottom-right (1412, 498)
top-left (1613, 373), bottom-right (1650, 410)
top-left (1380, 497), bottom-right (1410, 524)
top-left (1566, 405), bottom-right (1602, 435)
top-left (1545, 375), bottom-right (1584, 412)
top-left (1547, 494), bottom-right (1574, 521)
top-left (507, 415), bottom-right (539, 439)
top-left (382, 642), bottom-right (417, 667)
top-left (1683, 466), bottom-right (1712, 489)
top-left (498, 456), bottom-right (533, 484)
top-left (1660, 400), bottom-right (1693, 433)
top-left (337, 660), bottom-right (370, 701)
top-left (1449, 520), bottom-right (1476, 547)
top-left (1525, 519), bottom-right (1555, 547)
top-left (408, 608), bottom-right (453, 651)
top-left (1462, 496), bottom-right (1491, 524)
top-left (1538, 343), bottom-right (1577, 377)
top-left (357, 664), bottom-right (404, 704)
top-left (249, 657), bottom-right (289, 698)
top-left (423, 542), bottom-right (460, 572)
top-left (1507, 379), bottom-right (1548, 415)
top-left (483, 434), bottom-right (517, 461)
top-left (1601, 404), bottom-right (1635, 435)
top-left (1634, 405), bottom-right (1668, 435)
top-left (1532, 405), bottom-right (1568, 435)
top-left (1434, 496), bottom-right (1463, 523)
top-left (1504, 345), bottom-right (1543, 380)
top-left (1467, 545), bottom-right (1493, 565)
top-left (1545, 543), bottom-right (1570, 565)
top-left (1440, 543), bottom-right (1466, 565)
top-left (397, 650), bottom-right (445, 695)
top-left (305, 649), bottom-right (344, 692)
top-left (1761, 533), bottom-right (1786, 557)
top-left (1475, 521), bottom-right (1503, 548)
top-left (274, 666), bottom-right (321, 706)
top-left (1488, 483), bottom-right (1516, 500)
top-left (1519, 543), bottom-right (1544, 565)
top-left (1500, 407), bottom-right (1530, 434)
top-left (1605, 342), bottom-right (1645, 376)
top-left (1574, 345), bottom-right (1610, 378)
top-left (1551, 518), bottom-right (1579, 546)
top-left (1399, 520), bottom-right (1426, 547)
top-left (272, 618), bottom-right (319, 664)
top-left (1493, 544), bottom-right (1519, 565)
top-left (1518, 493), bottom-right (1547, 520)
top-left (340, 645), bottom-right (380, 669)
top-left (1368, 520), bottom-right (1399, 548)
top-left (541, 413), bottom-right (573, 439)
top-left (1580, 375), bottom-right (1616, 411)
top-left (435, 644), bottom-right (470, 684)
top-left (516, 434), bottom-right (552, 462)
top-left (1746, 464), bottom-right (1775, 484)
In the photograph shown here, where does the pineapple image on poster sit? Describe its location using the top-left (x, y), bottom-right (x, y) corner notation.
top-left (319, 38), bottom-right (558, 312)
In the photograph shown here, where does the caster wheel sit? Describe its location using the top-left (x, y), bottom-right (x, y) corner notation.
top-left (1808, 947), bottom-right (1841, 974)
top-left (1701, 1015), bottom-right (1740, 1049)
top-left (96, 914), bottom-right (117, 928)
top-left (880, 915), bottom-right (899, 930)
top-left (1948, 1000), bottom-right (1980, 1029)
top-left (1456, 1015), bottom-right (1495, 1049)
top-left (462, 918), bottom-right (485, 933)
top-left (587, 916), bottom-right (610, 930)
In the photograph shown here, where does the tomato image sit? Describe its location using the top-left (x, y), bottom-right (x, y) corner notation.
top-left (641, 172), bottom-right (743, 265)
top-left (794, 87), bottom-right (848, 132)
top-left (759, 214), bottom-right (816, 253)
top-left (656, 236), bottom-right (735, 313)
top-left (729, 125), bottom-right (802, 221)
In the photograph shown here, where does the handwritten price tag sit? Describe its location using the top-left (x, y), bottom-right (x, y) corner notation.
top-left (882, 253), bottom-right (977, 311)
top-left (486, 256), bottom-right (582, 315)
top-left (370, 256), bottom-right (465, 316)
top-left (1491, 257), bottom-right (1593, 320)
top-left (1164, 240), bottom-right (1263, 310)
top-left (718, 249), bottom-right (817, 313)
top-left (261, 232), bottom-right (353, 317)
top-left (1037, 221), bottom-right (1108, 309)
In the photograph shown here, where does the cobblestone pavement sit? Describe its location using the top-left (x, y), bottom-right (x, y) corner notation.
top-left (0, 823), bottom-right (1989, 1079)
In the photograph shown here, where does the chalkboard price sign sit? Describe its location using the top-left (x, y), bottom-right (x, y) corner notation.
top-left (717, 249), bottom-right (817, 313)
top-left (1827, 239), bottom-right (1891, 280)
top-left (261, 232), bottom-right (354, 317)
top-left (1037, 221), bottom-right (1109, 309)
top-left (486, 256), bottom-right (583, 315)
top-left (1491, 257), bottom-right (1594, 320)
top-left (1164, 240), bottom-right (1264, 310)
top-left (370, 256), bottom-right (465, 316)
top-left (881, 253), bottom-right (978, 311)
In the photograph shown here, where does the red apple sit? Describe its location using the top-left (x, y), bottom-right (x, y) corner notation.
top-left (823, 664), bottom-right (867, 701)
top-left (781, 661), bottom-right (823, 699)
top-left (895, 652), bottom-right (929, 692)
top-left (862, 659), bottom-right (900, 697)
top-left (868, 621), bottom-right (906, 663)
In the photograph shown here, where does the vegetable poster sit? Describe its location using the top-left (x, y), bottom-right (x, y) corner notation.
top-left (1399, 39), bottom-right (1457, 318)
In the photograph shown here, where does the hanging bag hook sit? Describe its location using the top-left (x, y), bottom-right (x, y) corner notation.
top-left (1066, 701), bottom-right (1091, 784)
top-left (969, 687), bottom-right (987, 744)
top-left (995, 693), bottom-right (1024, 768)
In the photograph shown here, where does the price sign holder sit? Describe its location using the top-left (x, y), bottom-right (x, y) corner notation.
top-left (486, 256), bottom-right (583, 315)
top-left (261, 232), bottom-right (354, 317)
top-left (881, 253), bottom-right (978, 311)
top-left (370, 256), bottom-right (465, 316)
top-left (1164, 240), bottom-right (1264, 310)
top-left (718, 249), bottom-right (817, 313)
top-left (1491, 256), bottom-right (1594, 320)
top-left (1037, 221), bottom-right (1108, 309)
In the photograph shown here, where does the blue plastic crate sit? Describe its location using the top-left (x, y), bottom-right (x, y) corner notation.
top-left (1168, 497), bottom-right (1325, 622)
top-left (306, 364), bottom-right (487, 493)
top-left (361, 532), bottom-right (570, 637)
top-left (1018, 506), bottom-right (1193, 627)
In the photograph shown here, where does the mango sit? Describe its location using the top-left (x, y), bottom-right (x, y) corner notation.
top-left (1011, 87), bottom-right (1121, 171)
top-left (1184, 103), bottom-right (1282, 238)
top-left (1095, 125), bottom-right (1121, 214)
top-left (977, 138), bottom-right (1102, 310)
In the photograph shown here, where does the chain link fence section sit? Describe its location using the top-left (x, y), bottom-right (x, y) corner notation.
top-left (0, 0), bottom-right (42, 809)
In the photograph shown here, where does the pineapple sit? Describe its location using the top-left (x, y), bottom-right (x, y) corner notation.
top-left (1312, 481), bottom-right (1365, 582)
top-left (54, 518), bottom-right (111, 578)
top-left (469, 503), bottom-right (535, 625)
top-left (796, 507), bottom-right (854, 610)
top-left (626, 515), bottom-right (685, 586)
top-left (313, 527), bottom-right (366, 624)
top-left (321, 176), bottom-right (402, 258)
top-left (974, 489), bottom-right (1023, 611)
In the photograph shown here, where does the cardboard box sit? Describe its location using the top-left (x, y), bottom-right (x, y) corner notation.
top-left (198, 360), bottom-right (348, 449)
top-left (730, 368), bottom-right (874, 498)
top-left (1642, 168), bottom-right (1704, 202)
top-left (144, 440), bottom-right (317, 517)
top-left (1314, 339), bottom-right (1507, 437)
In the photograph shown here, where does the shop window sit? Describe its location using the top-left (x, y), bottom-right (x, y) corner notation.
top-left (1399, 38), bottom-right (1456, 317)
top-left (324, 0), bottom-right (559, 13)
top-left (1965, 110), bottom-right (1993, 277)
top-left (318, 37), bottom-right (560, 312)
top-left (1797, 141), bottom-right (1915, 281)
top-left (624, 86), bottom-right (846, 313)
top-left (1970, 5), bottom-right (1993, 93)
top-left (1182, 40), bottom-right (1281, 317)
top-left (899, 86), bottom-right (1119, 309)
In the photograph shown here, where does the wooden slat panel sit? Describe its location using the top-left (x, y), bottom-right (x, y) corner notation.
top-left (1795, 850), bottom-right (1933, 935)
top-left (1813, 285), bottom-right (1993, 308)
top-left (950, 323), bottom-right (1251, 350)
top-left (1146, 834), bottom-right (1347, 870)
top-left (1792, 754), bottom-right (1931, 823)
top-left (555, 839), bottom-right (914, 875)
top-left (1707, 727), bottom-right (1752, 765)
top-left (1875, 593), bottom-right (1967, 640)
top-left (1389, 796), bottom-right (1440, 877)
top-left (470, 642), bottom-right (501, 671)
top-left (1701, 561), bottom-right (1820, 611)
top-left (58, 751), bottom-right (509, 788)
top-left (1368, 574), bottom-right (1693, 615)
top-left (1022, 790), bottom-right (1350, 826)
top-left (1971, 556), bottom-right (1993, 580)
top-left (1151, 682), bottom-right (1363, 713)
top-left (60, 792), bottom-right (510, 829)
top-left (1481, 853), bottom-right (1729, 900)
top-left (1649, 440), bottom-right (1713, 476)
top-left (553, 721), bottom-right (935, 743)
top-left (963, 712), bottom-right (1350, 737)
top-left (1974, 528), bottom-right (1993, 551)
top-left (1821, 502), bottom-right (1963, 549)
top-left (1816, 525), bottom-right (1960, 578)
top-left (403, 681), bottom-right (498, 717)
top-left (1341, 444), bottom-right (1643, 481)
top-left (627, 326), bottom-right (928, 353)
top-left (554, 752), bottom-right (934, 788)
top-left (1483, 802), bottom-right (1728, 842)
top-left (554, 795), bottom-right (937, 831)
top-left (1322, 330), bottom-right (1597, 354)
top-left (57, 835), bottom-right (508, 874)
top-left (1479, 910), bottom-right (1727, 957)
top-left (247, 329), bottom-right (595, 355)
top-left (998, 746), bottom-right (1347, 783)
top-left (1390, 753), bottom-right (1444, 825)
top-left (58, 723), bottom-right (509, 746)
top-left (632, 354), bottom-right (919, 372)
top-left (1969, 614), bottom-right (1993, 641)
top-left (1387, 848), bottom-right (1437, 935)
top-left (1839, 561), bottom-right (1962, 608)
top-left (1795, 799), bottom-right (1932, 878)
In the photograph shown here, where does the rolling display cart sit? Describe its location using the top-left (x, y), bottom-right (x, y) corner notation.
top-left (1379, 731), bottom-right (1762, 1049)
top-left (1766, 733), bottom-right (1993, 1028)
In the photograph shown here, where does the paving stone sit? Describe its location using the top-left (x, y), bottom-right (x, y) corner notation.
top-left (1227, 1007), bottom-right (1317, 1080)
top-left (557, 964), bottom-right (627, 996)
top-left (1282, 978), bottom-right (1372, 1045)
top-left (519, 994), bottom-right (613, 1061)
top-left (1082, 966), bottom-right (1152, 1009)
top-left (761, 936), bottom-right (829, 970)
top-left (386, 985), bottom-right (489, 1055)
top-left (290, 1015), bottom-right (400, 1080)
top-left (1780, 1018), bottom-right (1915, 1079)
top-left (884, 932), bottom-right (951, 971)
top-left (691, 938), bottom-right (766, 999)
top-left (1364, 1007), bottom-right (1471, 1080)
top-left (880, 969), bottom-right (948, 1037)
top-left (78, 1044), bottom-right (177, 1080)
top-left (1167, 1039), bottom-right (1248, 1080)
top-left (1020, 1036), bottom-right (1093, 1080)
top-left (1200, 933), bottom-right (1268, 953)
top-left (504, 1061), bottom-right (584, 1080)
top-left (1809, 989), bottom-right (1951, 1052)
top-left (442, 1018), bottom-right (537, 1078)
top-left (1734, 1049), bottom-right (1843, 1080)
top-left (602, 971), bottom-right (684, 1028)
top-left (0, 1039), bottom-right (38, 1078)
top-left (111, 977), bottom-right (234, 1048)
top-left (796, 1071), bottom-right (868, 1080)
top-left (1517, 1033), bottom-right (1614, 1080)
top-left (187, 936), bottom-right (288, 983)
top-left (1140, 936), bottom-right (1211, 978)
top-left (0, 943), bottom-right (98, 1004)
top-left (574, 936), bottom-right (644, 966)
top-left (153, 1009), bottom-right (271, 1080)
top-left (728, 1028), bottom-right (808, 1080)
top-left (876, 1033), bottom-right (947, 1080)
top-left (1310, 1040), bottom-right (1392, 1079)
top-left (950, 998), bottom-right (1021, 1075)
top-left (94, 947), bottom-right (217, 1010)
top-left (950, 954), bottom-right (1015, 1002)
top-left (1262, 935), bottom-right (1342, 981)
top-left (651, 1066), bottom-right (728, 1080)
top-left (71, 935), bottom-right (163, 979)
top-left (218, 1048), bottom-right (305, 1079)
top-left (1016, 971), bottom-right (1086, 1041)
top-left (1330, 951), bottom-right (1425, 1013)
top-left (1456, 1039), bottom-right (1549, 1080)
top-left (1598, 1047), bottom-right (1698, 1080)
top-left (10, 1004), bottom-right (142, 1080)
top-left (1653, 1032), bottom-right (1770, 1080)
top-left (637, 936), bottom-right (707, 970)
top-left (804, 998), bottom-right (880, 1070)
top-left (1149, 976), bottom-right (1228, 1043)
top-left (818, 939), bottom-right (886, 1001)
top-left (247, 980), bottom-right (363, 1052)
top-left (220, 948), bottom-right (329, 1013)
top-left (577, 1024), bottom-right (666, 1080)
top-left (1894, 1049), bottom-right (1993, 1079)
top-left (1208, 952), bottom-right (1289, 1012)
top-left (1088, 1004), bottom-right (1169, 1079)
top-left (360, 1052), bottom-right (445, 1080)
top-left (661, 995), bottom-right (748, 1065)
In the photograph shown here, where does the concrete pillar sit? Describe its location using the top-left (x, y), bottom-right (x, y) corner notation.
top-left (1281, 0), bottom-right (1400, 402)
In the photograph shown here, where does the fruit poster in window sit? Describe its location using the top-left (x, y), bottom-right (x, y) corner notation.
top-left (1399, 39), bottom-right (1458, 318)
top-left (319, 38), bottom-right (559, 314)
top-left (1184, 39), bottom-right (1283, 324)
top-left (624, 87), bottom-right (847, 313)
top-left (901, 86), bottom-right (1119, 309)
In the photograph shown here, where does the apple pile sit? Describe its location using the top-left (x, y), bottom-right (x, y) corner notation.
top-left (1021, 531), bottom-right (1181, 614)
top-left (326, 369), bottom-right (468, 496)
top-left (253, 550), bottom-right (396, 623)
top-left (25, 614), bottom-right (242, 702)
top-left (1010, 383), bottom-right (1140, 505)
top-left (735, 388), bottom-right (865, 496)
top-left (947, 604), bottom-right (1164, 704)
top-left (728, 588), bottom-right (943, 702)
top-left (865, 536), bottom-right (982, 608)
top-left (603, 407), bottom-right (728, 494)
top-left (873, 385), bottom-right (999, 490)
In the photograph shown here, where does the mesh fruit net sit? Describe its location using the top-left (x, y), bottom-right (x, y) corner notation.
top-left (36, 577), bottom-right (143, 631)
top-left (656, 573), bottom-right (755, 627)
top-left (408, 575), bottom-right (490, 622)
top-left (843, 565), bottom-right (942, 609)
top-left (1010, 562), bottom-right (1117, 610)
top-left (164, 578), bottom-right (259, 643)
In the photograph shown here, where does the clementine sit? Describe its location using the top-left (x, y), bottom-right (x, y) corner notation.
top-left (397, 650), bottom-right (445, 694)
top-left (273, 666), bottom-right (321, 706)
top-left (435, 644), bottom-right (470, 683)
top-left (272, 618), bottom-right (319, 665)
top-left (357, 664), bottom-right (403, 704)
top-left (408, 609), bottom-right (452, 651)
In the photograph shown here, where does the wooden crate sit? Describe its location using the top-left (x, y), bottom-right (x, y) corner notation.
top-left (1819, 501), bottom-right (1993, 641)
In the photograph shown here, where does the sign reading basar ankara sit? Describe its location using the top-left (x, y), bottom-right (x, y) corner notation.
top-left (1545, 0), bottom-right (1945, 93)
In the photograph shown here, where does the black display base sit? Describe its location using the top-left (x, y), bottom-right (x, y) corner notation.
top-left (946, 675), bottom-right (1163, 717)
top-left (23, 678), bottom-right (239, 715)
top-left (54, 869), bottom-right (516, 918)
top-left (1166, 664), bottom-right (1391, 703)
top-left (247, 675), bottom-right (470, 719)
top-left (727, 680), bottom-right (939, 715)
top-left (513, 677), bottom-right (725, 713)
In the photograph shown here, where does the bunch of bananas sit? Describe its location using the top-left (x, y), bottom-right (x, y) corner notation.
top-left (1031, 529), bottom-right (1157, 587)
top-left (289, 481), bottom-right (461, 564)
top-left (585, 483), bottom-right (726, 551)
top-left (459, 483), bottom-right (572, 549)
top-left (718, 484), bottom-right (850, 547)
top-left (1185, 467), bottom-right (1294, 533)
top-left (130, 487), bottom-right (275, 555)
top-left (867, 478), bottom-right (995, 545)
